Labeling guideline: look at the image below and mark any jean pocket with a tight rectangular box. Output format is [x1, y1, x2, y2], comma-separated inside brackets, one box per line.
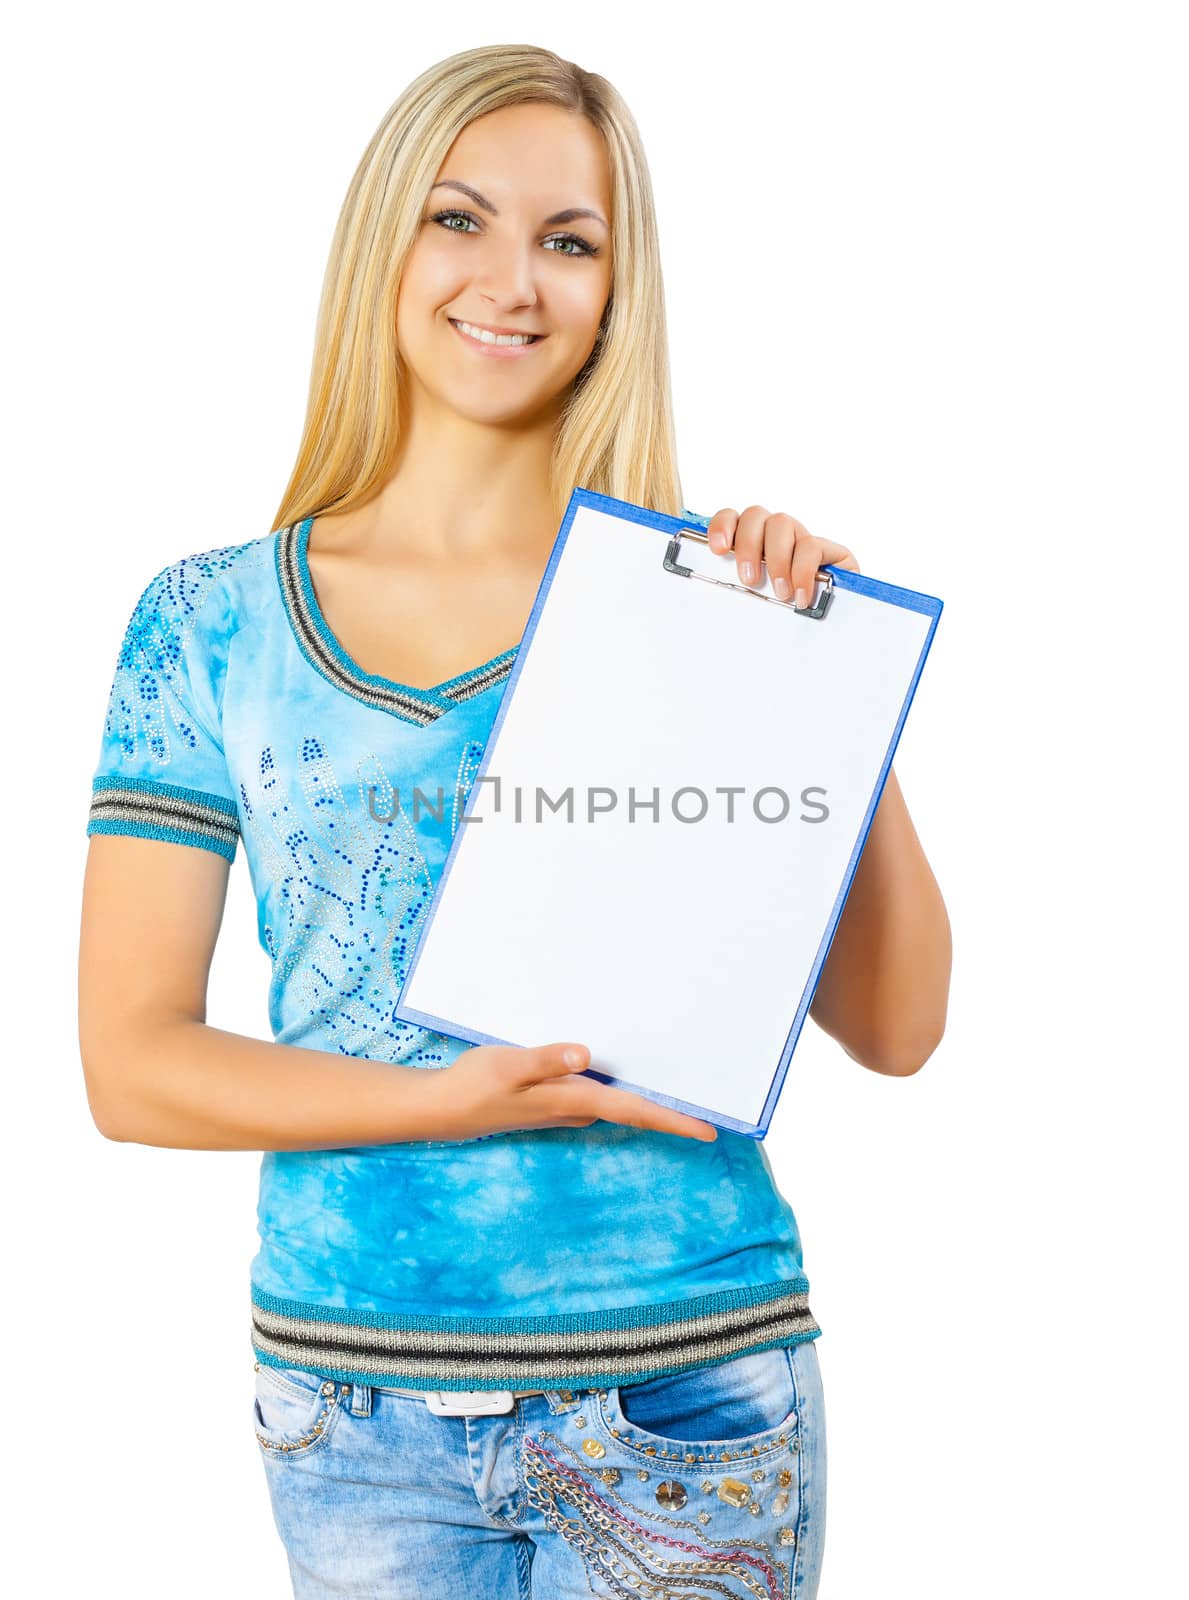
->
[597, 1345, 802, 1465]
[253, 1359, 345, 1459]
[525, 1347, 809, 1600]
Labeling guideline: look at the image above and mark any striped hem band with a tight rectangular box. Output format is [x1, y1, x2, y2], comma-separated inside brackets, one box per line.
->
[88, 776, 240, 862]
[250, 1279, 821, 1391]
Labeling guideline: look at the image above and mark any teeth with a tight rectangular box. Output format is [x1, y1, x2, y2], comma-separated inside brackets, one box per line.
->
[455, 320, 537, 347]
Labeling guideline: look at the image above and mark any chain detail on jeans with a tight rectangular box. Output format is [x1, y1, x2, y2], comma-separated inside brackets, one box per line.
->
[523, 1433, 788, 1600]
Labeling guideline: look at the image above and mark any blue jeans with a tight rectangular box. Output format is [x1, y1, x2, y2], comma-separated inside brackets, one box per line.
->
[254, 1339, 827, 1597]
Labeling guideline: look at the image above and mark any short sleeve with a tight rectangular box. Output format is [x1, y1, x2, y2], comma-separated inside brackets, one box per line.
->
[86, 555, 240, 863]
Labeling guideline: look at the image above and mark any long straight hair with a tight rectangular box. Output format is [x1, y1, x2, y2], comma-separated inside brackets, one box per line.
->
[272, 43, 687, 535]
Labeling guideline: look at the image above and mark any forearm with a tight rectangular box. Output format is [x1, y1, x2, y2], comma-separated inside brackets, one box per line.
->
[809, 766, 952, 1074]
[91, 1018, 451, 1150]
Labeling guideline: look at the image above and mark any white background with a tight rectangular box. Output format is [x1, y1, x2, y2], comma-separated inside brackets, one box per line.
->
[6, 2, 1184, 1593]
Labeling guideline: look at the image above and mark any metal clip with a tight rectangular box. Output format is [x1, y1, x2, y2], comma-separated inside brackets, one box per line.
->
[664, 527, 835, 619]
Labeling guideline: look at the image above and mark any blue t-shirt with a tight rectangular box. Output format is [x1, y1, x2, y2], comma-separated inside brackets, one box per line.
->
[87, 511, 821, 1390]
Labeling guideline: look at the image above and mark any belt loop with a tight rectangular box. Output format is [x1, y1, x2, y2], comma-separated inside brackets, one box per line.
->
[544, 1387, 589, 1415]
[349, 1381, 372, 1417]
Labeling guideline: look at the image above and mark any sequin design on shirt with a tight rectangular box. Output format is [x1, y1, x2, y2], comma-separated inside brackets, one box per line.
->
[87, 539, 259, 861]
[240, 733, 487, 1066]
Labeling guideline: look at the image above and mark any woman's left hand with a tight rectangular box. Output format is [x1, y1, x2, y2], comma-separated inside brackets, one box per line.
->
[704, 506, 861, 607]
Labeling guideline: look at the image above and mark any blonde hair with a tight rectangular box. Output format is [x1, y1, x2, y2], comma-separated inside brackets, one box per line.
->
[272, 42, 686, 535]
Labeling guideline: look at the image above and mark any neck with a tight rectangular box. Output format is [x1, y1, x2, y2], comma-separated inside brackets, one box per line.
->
[358, 385, 564, 564]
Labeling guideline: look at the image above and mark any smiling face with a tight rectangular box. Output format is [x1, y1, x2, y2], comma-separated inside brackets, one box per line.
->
[396, 103, 614, 427]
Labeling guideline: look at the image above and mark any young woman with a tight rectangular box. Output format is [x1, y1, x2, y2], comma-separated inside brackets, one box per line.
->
[78, 43, 951, 1600]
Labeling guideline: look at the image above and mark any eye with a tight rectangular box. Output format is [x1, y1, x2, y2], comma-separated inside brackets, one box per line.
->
[431, 209, 479, 235]
[429, 210, 599, 258]
[543, 233, 599, 258]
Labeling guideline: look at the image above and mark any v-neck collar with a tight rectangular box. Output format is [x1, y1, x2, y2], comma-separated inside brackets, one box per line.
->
[275, 517, 519, 727]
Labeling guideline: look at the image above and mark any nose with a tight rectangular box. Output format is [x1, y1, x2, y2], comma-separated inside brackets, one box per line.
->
[471, 233, 541, 314]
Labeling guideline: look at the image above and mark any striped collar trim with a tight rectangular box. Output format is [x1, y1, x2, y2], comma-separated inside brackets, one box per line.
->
[275, 518, 518, 726]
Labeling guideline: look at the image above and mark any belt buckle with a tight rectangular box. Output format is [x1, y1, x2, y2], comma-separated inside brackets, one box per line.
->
[424, 1390, 516, 1416]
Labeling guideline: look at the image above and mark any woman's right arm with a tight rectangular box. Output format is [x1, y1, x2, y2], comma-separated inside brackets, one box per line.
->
[78, 836, 716, 1150]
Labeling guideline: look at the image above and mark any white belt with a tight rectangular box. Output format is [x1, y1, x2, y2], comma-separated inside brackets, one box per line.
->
[381, 1387, 549, 1416]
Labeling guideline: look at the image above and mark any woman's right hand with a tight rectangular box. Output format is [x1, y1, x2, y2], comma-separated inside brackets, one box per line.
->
[430, 1042, 718, 1142]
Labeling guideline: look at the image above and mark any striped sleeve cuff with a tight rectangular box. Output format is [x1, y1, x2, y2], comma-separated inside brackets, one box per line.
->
[87, 775, 240, 862]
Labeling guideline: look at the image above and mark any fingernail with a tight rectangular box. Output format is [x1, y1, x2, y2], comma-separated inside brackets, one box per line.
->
[773, 577, 791, 600]
[794, 586, 810, 609]
[564, 1048, 583, 1067]
[739, 561, 755, 584]
[710, 532, 727, 552]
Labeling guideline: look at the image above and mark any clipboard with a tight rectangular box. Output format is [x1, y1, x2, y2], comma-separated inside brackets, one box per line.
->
[393, 488, 944, 1137]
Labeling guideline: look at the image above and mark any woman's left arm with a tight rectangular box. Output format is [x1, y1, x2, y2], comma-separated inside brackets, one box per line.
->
[808, 764, 952, 1075]
[703, 504, 953, 1077]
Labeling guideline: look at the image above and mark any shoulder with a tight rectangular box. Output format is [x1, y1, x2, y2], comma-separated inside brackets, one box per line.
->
[115, 530, 277, 664]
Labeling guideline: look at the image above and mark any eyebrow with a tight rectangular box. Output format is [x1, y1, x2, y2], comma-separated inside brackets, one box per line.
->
[430, 180, 608, 231]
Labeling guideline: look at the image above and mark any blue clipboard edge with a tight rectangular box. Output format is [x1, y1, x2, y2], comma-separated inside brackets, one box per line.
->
[394, 486, 945, 1140]
[752, 569, 944, 1136]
